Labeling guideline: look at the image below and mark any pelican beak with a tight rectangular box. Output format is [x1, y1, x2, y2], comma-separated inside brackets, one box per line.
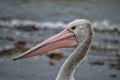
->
[13, 29, 77, 61]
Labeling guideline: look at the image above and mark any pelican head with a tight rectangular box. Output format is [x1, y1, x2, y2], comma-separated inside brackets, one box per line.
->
[13, 19, 92, 61]
[67, 19, 92, 43]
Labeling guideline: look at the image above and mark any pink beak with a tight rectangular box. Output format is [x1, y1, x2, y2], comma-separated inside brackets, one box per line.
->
[13, 29, 77, 61]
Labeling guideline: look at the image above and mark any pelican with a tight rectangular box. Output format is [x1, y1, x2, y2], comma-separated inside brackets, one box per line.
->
[13, 19, 94, 80]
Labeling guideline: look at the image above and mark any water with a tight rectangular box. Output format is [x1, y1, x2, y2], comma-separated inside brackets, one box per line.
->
[0, 0, 120, 80]
[0, 0, 120, 23]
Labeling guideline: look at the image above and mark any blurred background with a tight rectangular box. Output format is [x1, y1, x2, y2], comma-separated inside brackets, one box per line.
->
[0, 0, 120, 80]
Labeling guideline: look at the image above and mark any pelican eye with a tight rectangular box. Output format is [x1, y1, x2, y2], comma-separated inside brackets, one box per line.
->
[69, 26, 76, 31]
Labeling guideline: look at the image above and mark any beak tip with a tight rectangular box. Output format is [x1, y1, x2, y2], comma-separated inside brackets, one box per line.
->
[12, 57, 20, 61]
[12, 58, 17, 61]
[12, 53, 26, 61]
